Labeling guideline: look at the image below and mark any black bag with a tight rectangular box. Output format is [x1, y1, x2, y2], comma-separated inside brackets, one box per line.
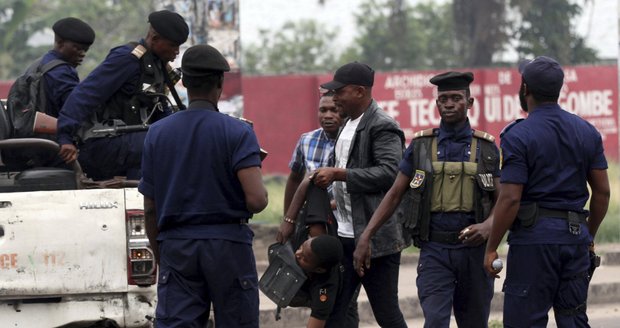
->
[258, 242, 307, 308]
[6, 57, 66, 137]
[290, 182, 338, 251]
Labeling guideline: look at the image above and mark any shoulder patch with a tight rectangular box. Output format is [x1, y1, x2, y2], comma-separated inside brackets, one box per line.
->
[472, 129, 495, 143]
[412, 128, 437, 139]
[131, 44, 147, 59]
[500, 118, 524, 138]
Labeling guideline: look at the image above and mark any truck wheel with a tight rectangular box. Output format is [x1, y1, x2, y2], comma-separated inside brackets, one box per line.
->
[88, 319, 121, 328]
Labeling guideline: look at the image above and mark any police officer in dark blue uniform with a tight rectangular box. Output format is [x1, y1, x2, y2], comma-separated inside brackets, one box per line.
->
[4, 17, 94, 168]
[139, 44, 268, 328]
[485, 56, 610, 327]
[43, 17, 95, 119]
[57, 10, 189, 180]
[354, 72, 501, 328]
[290, 234, 345, 327]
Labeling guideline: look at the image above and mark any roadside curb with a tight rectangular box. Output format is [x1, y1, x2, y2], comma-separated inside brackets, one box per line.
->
[259, 281, 620, 327]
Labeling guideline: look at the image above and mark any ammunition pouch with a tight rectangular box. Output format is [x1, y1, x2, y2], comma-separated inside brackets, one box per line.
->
[430, 161, 477, 212]
[258, 242, 307, 308]
[402, 169, 429, 248]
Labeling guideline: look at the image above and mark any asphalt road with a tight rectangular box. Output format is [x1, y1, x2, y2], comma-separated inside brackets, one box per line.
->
[358, 302, 620, 328]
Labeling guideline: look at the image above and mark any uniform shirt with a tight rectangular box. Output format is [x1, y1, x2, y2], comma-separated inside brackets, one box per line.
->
[500, 103, 607, 245]
[333, 114, 363, 238]
[41, 50, 78, 118]
[57, 42, 143, 146]
[399, 120, 500, 247]
[138, 100, 262, 244]
[289, 128, 335, 174]
[290, 264, 341, 321]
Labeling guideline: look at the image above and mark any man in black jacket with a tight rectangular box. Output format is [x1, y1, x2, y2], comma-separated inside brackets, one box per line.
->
[314, 62, 408, 328]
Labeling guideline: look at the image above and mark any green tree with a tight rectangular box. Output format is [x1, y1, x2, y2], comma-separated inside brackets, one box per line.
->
[342, 0, 459, 70]
[340, 0, 422, 70]
[242, 19, 339, 75]
[0, 0, 156, 80]
[510, 0, 598, 64]
[453, 0, 511, 67]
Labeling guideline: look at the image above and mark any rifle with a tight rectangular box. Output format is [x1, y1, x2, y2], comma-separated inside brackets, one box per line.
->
[91, 123, 150, 135]
[90, 119, 268, 161]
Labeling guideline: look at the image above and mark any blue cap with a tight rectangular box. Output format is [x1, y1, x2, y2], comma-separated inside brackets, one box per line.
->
[518, 56, 564, 97]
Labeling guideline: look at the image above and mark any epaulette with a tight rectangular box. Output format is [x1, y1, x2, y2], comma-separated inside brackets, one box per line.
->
[130, 44, 147, 59]
[472, 129, 495, 143]
[500, 118, 524, 138]
[412, 128, 438, 139]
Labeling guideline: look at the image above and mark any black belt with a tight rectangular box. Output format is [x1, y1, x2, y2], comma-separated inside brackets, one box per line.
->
[206, 218, 249, 225]
[429, 231, 461, 244]
[539, 208, 587, 223]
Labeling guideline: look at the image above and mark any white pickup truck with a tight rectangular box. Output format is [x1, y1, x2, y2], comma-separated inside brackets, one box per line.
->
[0, 104, 157, 327]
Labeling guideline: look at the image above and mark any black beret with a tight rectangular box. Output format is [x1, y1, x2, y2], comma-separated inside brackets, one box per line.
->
[52, 17, 95, 45]
[181, 44, 231, 76]
[148, 10, 189, 45]
[430, 71, 474, 92]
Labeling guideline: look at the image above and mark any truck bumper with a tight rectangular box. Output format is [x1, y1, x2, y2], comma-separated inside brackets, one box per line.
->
[0, 286, 156, 328]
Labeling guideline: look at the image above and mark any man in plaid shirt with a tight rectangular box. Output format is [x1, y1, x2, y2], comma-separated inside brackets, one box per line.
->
[283, 91, 344, 214]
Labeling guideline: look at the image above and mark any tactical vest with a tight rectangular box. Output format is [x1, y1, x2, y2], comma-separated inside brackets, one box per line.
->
[79, 43, 168, 141]
[403, 128, 498, 246]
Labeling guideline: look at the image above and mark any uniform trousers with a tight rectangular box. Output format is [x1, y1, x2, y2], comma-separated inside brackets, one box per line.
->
[156, 238, 259, 328]
[78, 131, 145, 181]
[417, 242, 494, 328]
[503, 243, 590, 328]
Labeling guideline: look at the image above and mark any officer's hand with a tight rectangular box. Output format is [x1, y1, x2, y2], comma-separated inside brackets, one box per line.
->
[458, 222, 489, 246]
[353, 235, 371, 277]
[313, 168, 335, 189]
[59, 144, 78, 163]
[276, 219, 295, 244]
[484, 250, 501, 278]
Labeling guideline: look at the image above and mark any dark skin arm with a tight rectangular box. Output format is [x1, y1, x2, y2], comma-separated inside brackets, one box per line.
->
[237, 166, 268, 213]
[284, 170, 305, 215]
[143, 196, 160, 265]
[484, 183, 523, 277]
[59, 144, 78, 163]
[353, 172, 410, 276]
[307, 316, 326, 328]
[276, 174, 327, 243]
[586, 169, 610, 239]
[312, 167, 347, 189]
[277, 175, 311, 243]
[458, 177, 501, 246]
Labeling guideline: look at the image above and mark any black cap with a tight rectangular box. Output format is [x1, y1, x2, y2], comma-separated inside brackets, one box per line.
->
[518, 56, 564, 97]
[148, 10, 189, 45]
[52, 17, 95, 45]
[429, 71, 474, 92]
[311, 235, 343, 270]
[181, 44, 230, 76]
[320, 61, 375, 90]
